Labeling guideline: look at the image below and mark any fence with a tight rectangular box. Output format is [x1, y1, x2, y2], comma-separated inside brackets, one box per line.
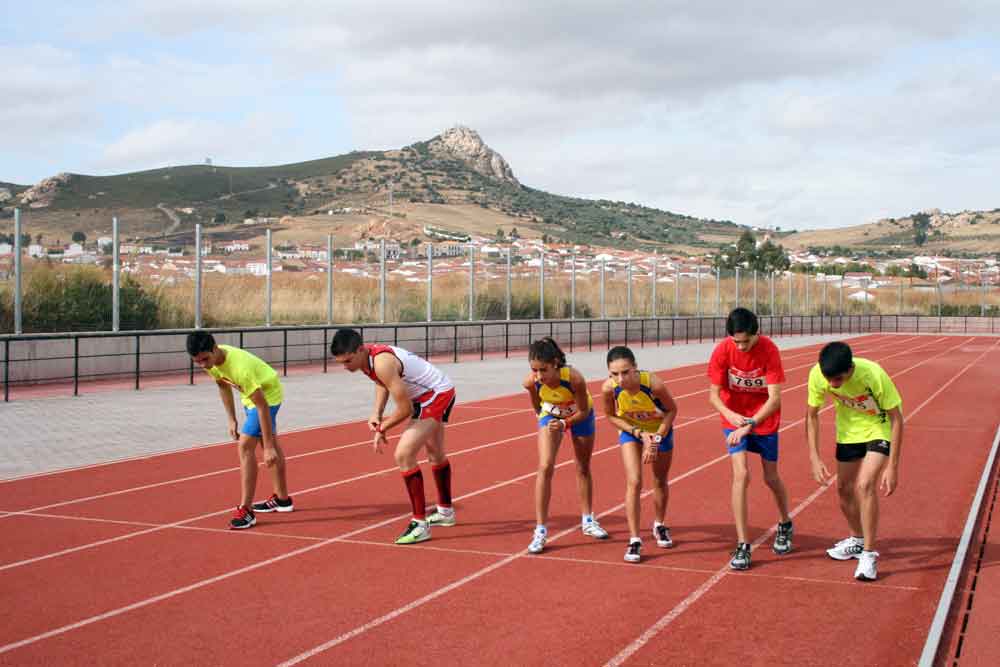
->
[2, 314, 997, 401]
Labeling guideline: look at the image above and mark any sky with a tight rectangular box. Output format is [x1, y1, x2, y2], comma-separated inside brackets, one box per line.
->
[3, 1, 999, 230]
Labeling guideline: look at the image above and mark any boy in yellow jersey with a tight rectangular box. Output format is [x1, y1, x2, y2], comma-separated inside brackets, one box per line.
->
[602, 346, 678, 563]
[806, 341, 904, 581]
[522, 337, 607, 554]
[187, 332, 293, 530]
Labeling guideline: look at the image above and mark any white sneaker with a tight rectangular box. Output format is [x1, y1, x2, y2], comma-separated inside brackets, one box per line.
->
[854, 550, 879, 581]
[528, 527, 547, 554]
[427, 507, 456, 527]
[582, 518, 609, 540]
[653, 524, 673, 548]
[624, 540, 642, 563]
[827, 536, 864, 560]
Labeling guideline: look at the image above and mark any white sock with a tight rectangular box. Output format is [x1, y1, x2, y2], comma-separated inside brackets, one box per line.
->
[630, 537, 641, 544]
[653, 521, 664, 529]
[582, 514, 594, 525]
[437, 505, 454, 515]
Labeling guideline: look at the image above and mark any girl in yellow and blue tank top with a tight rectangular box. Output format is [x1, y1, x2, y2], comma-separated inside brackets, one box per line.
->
[522, 337, 605, 555]
[602, 346, 678, 563]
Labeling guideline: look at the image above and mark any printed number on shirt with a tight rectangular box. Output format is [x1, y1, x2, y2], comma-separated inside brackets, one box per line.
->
[542, 401, 578, 418]
[727, 369, 767, 393]
[834, 393, 879, 415]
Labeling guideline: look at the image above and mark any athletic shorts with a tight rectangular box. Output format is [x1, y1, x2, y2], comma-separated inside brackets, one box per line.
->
[241, 404, 281, 438]
[619, 428, 674, 453]
[723, 429, 779, 462]
[836, 439, 890, 462]
[413, 388, 456, 422]
[539, 409, 596, 438]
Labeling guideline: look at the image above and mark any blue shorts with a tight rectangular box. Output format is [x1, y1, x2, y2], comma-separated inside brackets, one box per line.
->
[619, 428, 674, 453]
[539, 409, 596, 438]
[241, 404, 281, 438]
[724, 429, 778, 462]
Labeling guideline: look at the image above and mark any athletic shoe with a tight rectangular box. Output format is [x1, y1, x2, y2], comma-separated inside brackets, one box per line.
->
[729, 542, 751, 570]
[855, 550, 879, 581]
[653, 524, 674, 548]
[230, 506, 256, 530]
[427, 507, 456, 527]
[773, 520, 793, 555]
[251, 494, 294, 513]
[395, 520, 431, 545]
[582, 518, 609, 540]
[624, 540, 642, 563]
[827, 536, 864, 560]
[528, 527, 547, 554]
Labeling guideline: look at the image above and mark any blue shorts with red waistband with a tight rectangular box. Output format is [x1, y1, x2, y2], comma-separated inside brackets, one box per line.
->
[619, 428, 674, 452]
[539, 409, 596, 437]
[723, 428, 779, 462]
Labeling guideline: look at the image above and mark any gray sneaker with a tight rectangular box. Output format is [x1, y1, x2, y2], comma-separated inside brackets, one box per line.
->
[773, 520, 793, 555]
[729, 542, 751, 570]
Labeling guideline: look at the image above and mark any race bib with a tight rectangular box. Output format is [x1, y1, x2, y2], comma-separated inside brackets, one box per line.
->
[727, 368, 768, 393]
[541, 401, 578, 418]
[834, 393, 879, 415]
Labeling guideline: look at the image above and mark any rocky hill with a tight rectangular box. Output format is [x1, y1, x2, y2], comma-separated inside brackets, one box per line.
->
[0, 127, 739, 250]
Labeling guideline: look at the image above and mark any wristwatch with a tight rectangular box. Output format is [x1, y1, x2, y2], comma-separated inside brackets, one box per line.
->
[651, 434, 663, 444]
[742, 417, 756, 429]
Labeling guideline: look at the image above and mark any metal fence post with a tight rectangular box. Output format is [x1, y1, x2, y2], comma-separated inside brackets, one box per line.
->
[752, 270, 758, 312]
[804, 272, 810, 316]
[674, 267, 680, 316]
[626, 260, 633, 318]
[468, 244, 475, 321]
[770, 271, 775, 316]
[195, 223, 203, 329]
[266, 229, 273, 326]
[600, 259, 606, 318]
[714, 268, 720, 315]
[427, 244, 434, 322]
[651, 259, 658, 318]
[112, 216, 120, 332]
[696, 268, 702, 317]
[735, 267, 741, 308]
[571, 247, 577, 319]
[13, 208, 22, 334]
[539, 248, 545, 320]
[899, 278, 904, 315]
[379, 239, 386, 324]
[787, 272, 793, 316]
[505, 247, 511, 321]
[840, 275, 845, 315]
[326, 234, 334, 325]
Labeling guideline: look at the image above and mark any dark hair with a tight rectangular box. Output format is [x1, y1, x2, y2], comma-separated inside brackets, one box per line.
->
[186, 331, 216, 356]
[330, 328, 363, 356]
[606, 346, 636, 367]
[726, 307, 759, 336]
[819, 341, 853, 377]
[529, 337, 566, 367]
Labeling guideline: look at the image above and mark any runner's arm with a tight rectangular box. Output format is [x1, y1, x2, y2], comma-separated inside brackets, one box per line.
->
[372, 354, 413, 434]
[650, 374, 678, 436]
[748, 383, 782, 426]
[249, 388, 277, 453]
[216, 380, 239, 436]
[567, 368, 591, 428]
[522, 374, 542, 414]
[602, 380, 633, 434]
[708, 384, 744, 427]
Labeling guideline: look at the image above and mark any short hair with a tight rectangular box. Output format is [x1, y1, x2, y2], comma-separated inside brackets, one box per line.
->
[186, 331, 216, 356]
[606, 346, 636, 367]
[819, 341, 853, 377]
[726, 307, 759, 336]
[330, 328, 363, 356]
[528, 337, 566, 367]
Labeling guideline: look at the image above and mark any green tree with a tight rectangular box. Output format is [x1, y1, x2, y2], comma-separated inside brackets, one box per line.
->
[213, 212, 227, 224]
[495, 228, 506, 242]
[72, 231, 87, 244]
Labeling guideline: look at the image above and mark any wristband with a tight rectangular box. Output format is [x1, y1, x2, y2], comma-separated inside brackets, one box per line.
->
[558, 418, 568, 430]
[651, 434, 662, 444]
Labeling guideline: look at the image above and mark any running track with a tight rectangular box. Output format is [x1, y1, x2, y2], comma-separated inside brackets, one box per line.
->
[1, 334, 998, 666]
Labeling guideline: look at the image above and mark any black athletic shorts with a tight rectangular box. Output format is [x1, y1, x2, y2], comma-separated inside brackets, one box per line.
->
[836, 440, 890, 462]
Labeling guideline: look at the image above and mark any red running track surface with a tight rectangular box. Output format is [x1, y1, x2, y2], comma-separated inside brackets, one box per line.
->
[1, 334, 998, 666]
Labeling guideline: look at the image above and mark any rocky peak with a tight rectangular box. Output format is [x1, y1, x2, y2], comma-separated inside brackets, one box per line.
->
[430, 126, 518, 184]
[18, 172, 72, 209]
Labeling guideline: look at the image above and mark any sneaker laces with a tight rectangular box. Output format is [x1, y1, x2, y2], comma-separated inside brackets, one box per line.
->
[233, 506, 251, 519]
[627, 542, 641, 556]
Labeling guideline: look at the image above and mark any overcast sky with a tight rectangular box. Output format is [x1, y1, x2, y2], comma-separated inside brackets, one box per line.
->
[3, 1, 999, 229]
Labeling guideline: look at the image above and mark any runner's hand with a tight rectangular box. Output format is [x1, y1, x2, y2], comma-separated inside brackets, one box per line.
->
[372, 431, 387, 453]
[880, 465, 898, 496]
[263, 448, 278, 467]
[810, 456, 831, 485]
[547, 419, 566, 434]
[726, 425, 750, 446]
[642, 443, 658, 465]
[228, 420, 239, 441]
[368, 414, 382, 432]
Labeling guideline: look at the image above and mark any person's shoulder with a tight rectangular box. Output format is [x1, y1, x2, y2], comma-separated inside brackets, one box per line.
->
[807, 362, 825, 384]
[856, 357, 891, 379]
[757, 335, 779, 351]
[709, 337, 731, 359]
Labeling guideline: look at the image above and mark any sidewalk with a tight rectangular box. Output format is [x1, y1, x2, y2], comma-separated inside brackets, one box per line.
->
[0, 334, 849, 480]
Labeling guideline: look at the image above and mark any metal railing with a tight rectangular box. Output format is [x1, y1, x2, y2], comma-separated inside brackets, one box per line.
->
[3, 314, 996, 401]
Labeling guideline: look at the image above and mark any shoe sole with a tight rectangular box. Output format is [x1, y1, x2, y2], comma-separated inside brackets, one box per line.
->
[395, 534, 431, 545]
[729, 563, 750, 571]
[624, 556, 641, 563]
[773, 545, 792, 555]
[428, 518, 456, 527]
[827, 550, 862, 561]
[253, 506, 294, 513]
[656, 541, 674, 548]
[855, 573, 877, 581]
[583, 531, 609, 540]
[230, 519, 256, 530]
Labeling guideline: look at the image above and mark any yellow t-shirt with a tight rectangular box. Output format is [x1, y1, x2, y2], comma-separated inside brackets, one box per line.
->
[537, 366, 593, 418]
[807, 357, 901, 443]
[206, 345, 284, 409]
[613, 371, 665, 433]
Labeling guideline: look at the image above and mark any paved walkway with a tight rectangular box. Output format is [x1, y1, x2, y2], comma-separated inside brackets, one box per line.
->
[0, 334, 851, 479]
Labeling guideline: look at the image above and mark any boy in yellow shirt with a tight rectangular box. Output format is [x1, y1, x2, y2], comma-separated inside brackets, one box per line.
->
[806, 341, 903, 581]
[187, 332, 293, 529]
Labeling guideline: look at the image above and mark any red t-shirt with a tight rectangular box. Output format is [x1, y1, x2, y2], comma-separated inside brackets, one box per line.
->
[707, 335, 785, 434]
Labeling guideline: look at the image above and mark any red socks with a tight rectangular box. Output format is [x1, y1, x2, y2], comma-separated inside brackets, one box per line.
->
[432, 459, 452, 508]
[401, 467, 426, 520]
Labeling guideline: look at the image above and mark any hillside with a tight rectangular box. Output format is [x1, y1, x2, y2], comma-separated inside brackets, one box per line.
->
[783, 208, 1000, 256]
[0, 127, 740, 250]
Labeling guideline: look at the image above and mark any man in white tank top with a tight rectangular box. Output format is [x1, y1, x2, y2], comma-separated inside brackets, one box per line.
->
[330, 329, 457, 545]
